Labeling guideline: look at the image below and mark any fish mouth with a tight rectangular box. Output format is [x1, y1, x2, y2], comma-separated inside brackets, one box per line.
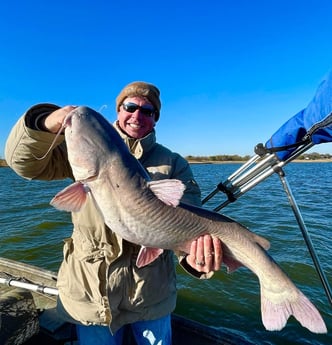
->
[62, 115, 73, 132]
[63, 107, 87, 129]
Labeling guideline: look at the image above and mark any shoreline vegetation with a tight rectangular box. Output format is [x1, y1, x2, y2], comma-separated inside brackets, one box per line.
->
[185, 152, 332, 164]
[1, 152, 332, 168]
[0, 159, 8, 167]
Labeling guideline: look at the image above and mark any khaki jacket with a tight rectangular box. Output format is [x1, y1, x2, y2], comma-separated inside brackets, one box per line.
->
[5, 104, 202, 332]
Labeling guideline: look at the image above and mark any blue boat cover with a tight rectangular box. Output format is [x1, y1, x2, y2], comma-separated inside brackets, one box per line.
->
[265, 71, 332, 160]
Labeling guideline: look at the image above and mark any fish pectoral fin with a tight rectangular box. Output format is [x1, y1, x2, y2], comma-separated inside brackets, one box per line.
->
[147, 179, 185, 207]
[50, 181, 89, 212]
[136, 246, 164, 268]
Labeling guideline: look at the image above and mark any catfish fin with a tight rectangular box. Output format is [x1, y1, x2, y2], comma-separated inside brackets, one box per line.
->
[136, 246, 164, 268]
[223, 256, 244, 273]
[147, 179, 185, 207]
[253, 233, 270, 251]
[221, 244, 245, 273]
[261, 289, 327, 333]
[50, 181, 89, 212]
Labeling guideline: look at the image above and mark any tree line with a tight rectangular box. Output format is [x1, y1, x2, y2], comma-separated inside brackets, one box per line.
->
[185, 152, 332, 162]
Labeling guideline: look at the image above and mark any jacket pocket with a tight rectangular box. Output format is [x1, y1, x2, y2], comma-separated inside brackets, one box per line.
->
[57, 235, 106, 303]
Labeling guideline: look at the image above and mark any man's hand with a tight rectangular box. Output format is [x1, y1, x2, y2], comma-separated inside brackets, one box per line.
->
[44, 106, 77, 133]
[186, 235, 222, 273]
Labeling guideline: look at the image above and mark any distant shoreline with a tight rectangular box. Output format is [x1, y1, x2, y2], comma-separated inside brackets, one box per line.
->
[1, 158, 332, 168]
[187, 159, 332, 164]
[0, 160, 8, 167]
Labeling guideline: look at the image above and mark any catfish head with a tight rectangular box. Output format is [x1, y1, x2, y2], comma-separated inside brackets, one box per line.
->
[64, 106, 118, 182]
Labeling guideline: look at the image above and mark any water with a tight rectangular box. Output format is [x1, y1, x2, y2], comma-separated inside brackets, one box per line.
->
[0, 163, 331, 344]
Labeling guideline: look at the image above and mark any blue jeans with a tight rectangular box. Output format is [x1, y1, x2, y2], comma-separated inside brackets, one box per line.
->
[76, 314, 172, 345]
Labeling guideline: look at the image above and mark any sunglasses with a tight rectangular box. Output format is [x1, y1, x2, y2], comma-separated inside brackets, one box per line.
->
[122, 102, 156, 117]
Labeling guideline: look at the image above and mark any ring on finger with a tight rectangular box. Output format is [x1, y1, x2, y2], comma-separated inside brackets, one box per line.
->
[195, 261, 205, 266]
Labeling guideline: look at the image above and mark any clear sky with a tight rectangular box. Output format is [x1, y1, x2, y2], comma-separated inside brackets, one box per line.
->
[1, 0, 332, 158]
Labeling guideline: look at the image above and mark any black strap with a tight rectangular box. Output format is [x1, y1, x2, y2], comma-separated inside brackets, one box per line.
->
[255, 138, 311, 156]
[217, 182, 236, 203]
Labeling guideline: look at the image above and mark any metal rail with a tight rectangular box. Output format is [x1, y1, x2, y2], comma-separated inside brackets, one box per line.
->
[276, 168, 332, 306]
[0, 276, 59, 296]
[202, 141, 332, 306]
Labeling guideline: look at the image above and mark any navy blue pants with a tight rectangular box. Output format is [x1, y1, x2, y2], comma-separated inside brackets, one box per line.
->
[76, 314, 172, 345]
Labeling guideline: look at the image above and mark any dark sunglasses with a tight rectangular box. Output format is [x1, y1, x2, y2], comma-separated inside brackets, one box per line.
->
[122, 102, 156, 117]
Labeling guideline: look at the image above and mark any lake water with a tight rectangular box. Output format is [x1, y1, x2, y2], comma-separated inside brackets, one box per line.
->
[0, 162, 331, 344]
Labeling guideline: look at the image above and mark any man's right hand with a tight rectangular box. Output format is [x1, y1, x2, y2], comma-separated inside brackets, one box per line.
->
[44, 106, 77, 133]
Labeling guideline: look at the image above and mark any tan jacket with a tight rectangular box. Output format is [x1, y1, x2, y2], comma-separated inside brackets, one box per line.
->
[5, 104, 202, 332]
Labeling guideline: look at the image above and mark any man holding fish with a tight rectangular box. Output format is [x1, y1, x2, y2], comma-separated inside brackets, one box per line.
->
[5, 82, 223, 345]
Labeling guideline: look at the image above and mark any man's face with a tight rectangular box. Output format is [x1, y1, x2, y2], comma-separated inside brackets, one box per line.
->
[117, 96, 156, 139]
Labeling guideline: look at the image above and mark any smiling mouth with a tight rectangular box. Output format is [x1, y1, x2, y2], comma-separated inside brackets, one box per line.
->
[128, 123, 143, 129]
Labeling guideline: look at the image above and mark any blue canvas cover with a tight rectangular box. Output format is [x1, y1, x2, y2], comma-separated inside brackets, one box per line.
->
[265, 71, 332, 160]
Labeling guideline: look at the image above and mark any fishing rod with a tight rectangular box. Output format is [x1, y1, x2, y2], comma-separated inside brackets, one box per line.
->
[0, 276, 58, 296]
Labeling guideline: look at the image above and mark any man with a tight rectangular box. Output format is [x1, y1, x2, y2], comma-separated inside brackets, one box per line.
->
[5, 81, 222, 345]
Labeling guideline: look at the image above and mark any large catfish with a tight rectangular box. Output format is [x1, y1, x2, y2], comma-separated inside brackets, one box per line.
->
[51, 106, 327, 334]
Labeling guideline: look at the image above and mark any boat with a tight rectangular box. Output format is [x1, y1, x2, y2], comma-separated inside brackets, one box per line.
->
[0, 256, 253, 345]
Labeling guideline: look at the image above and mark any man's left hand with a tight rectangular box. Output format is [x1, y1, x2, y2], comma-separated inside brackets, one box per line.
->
[186, 235, 223, 273]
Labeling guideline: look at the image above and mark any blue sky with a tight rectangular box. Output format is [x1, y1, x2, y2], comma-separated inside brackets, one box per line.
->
[1, 0, 332, 158]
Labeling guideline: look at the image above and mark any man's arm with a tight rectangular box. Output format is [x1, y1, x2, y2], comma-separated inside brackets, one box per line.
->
[5, 104, 74, 180]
